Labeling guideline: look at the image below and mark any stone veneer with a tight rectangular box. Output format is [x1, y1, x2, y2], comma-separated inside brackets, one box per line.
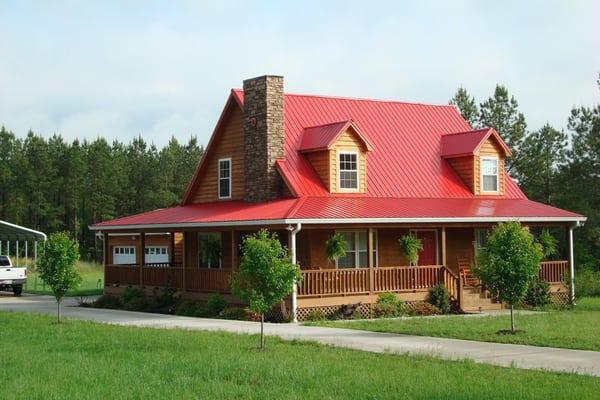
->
[243, 75, 285, 202]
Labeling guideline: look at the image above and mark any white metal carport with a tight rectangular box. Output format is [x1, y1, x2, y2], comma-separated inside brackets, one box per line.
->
[0, 220, 47, 267]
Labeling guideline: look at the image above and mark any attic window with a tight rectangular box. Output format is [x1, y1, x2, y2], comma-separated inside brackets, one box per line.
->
[481, 157, 499, 192]
[218, 158, 231, 199]
[339, 152, 358, 190]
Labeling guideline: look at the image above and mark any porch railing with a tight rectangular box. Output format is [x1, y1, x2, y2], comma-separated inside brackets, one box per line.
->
[105, 264, 140, 286]
[186, 268, 232, 293]
[539, 260, 568, 283]
[298, 265, 450, 298]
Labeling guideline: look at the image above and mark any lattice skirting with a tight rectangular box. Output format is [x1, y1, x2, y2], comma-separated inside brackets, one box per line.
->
[550, 291, 570, 307]
[297, 301, 430, 322]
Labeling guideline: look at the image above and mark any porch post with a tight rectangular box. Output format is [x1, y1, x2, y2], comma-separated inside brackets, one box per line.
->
[140, 232, 145, 287]
[568, 225, 575, 304]
[368, 228, 375, 294]
[289, 223, 302, 323]
[16, 240, 19, 266]
[103, 233, 108, 290]
[441, 227, 447, 267]
[170, 232, 175, 264]
[231, 230, 237, 270]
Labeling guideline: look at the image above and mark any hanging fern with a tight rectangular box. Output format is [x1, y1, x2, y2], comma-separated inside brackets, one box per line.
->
[399, 234, 423, 266]
[325, 233, 347, 264]
[199, 234, 221, 268]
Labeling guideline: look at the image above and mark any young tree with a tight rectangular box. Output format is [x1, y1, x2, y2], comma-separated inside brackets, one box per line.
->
[473, 221, 543, 333]
[230, 230, 301, 350]
[478, 85, 527, 175]
[37, 232, 81, 323]
[450, 87, 479, 127]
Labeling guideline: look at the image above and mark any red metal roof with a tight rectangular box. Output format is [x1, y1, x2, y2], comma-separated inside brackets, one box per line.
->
[93, 197, 583, 228]
[441, 128, 512, 158]
[94, 87, 583, 229]
[299, 120, 373, 152]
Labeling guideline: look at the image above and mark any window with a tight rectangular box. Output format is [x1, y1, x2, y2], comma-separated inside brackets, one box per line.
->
[338, 152, 358, 190]
[474, 229, 490, 255]
[218, 158, 231, 199]
[336, 230, 377, 269]
[113, 246, 136, 265]
[144, 246, 169, 264]
[198, 232, 222, 268]
[481, 157, 499, 192]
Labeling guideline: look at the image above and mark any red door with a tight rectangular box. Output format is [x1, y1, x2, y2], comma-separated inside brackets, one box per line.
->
[414, 231, 437, 266]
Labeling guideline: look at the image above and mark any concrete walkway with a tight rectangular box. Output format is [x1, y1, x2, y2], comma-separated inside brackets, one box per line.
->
[2, 294, 600, 377]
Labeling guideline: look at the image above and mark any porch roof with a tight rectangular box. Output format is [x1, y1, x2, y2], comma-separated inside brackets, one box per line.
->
[90, 197, 585, 231]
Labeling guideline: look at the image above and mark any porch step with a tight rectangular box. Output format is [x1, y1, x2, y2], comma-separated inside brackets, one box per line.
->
[461, 286, 502, 312]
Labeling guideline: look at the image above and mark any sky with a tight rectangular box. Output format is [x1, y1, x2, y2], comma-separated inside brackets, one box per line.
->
[1, 0, 598, 148]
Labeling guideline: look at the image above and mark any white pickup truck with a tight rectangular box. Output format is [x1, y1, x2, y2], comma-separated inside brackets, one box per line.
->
[0, 255, 26, 295]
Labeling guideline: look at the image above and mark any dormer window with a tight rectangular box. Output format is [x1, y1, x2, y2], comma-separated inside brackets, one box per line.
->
[339, 151, 358, 190]
[218, 158, 231, 199]
[481, 157, 499, 192]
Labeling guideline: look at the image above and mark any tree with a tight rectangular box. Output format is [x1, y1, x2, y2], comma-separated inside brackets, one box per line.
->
[36, 232, 81, 323]
[478, 85, 527, 175]
[518, 124, 567, 204]
[473, 221, 543, 333]
[450, 87, 479, 127]
[230, 230, 301, 350]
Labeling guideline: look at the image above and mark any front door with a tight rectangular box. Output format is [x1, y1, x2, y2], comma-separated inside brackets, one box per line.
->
[412, 230, 437, 266]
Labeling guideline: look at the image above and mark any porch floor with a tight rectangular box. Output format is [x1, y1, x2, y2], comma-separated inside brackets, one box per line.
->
[2, 294, 598, 377]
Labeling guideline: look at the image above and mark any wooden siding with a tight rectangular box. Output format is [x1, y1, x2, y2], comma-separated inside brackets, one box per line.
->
[474, 137, 506, 195]
[188, 107, 245, 203]
[305, 150, 330, 190]
[445, 227, 474, 273]
[329, 128, 368, 193]
[447, 156, 474, 191]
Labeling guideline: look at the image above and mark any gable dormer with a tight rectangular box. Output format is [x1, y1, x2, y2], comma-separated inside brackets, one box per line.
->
[441, 128, 511, 196]
[299, 120, 373, 193]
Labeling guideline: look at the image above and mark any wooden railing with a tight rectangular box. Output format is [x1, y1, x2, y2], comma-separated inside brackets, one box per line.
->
[186, 268, 233, 293]
[142, 265, 184, 288]
[441, 267, 461, 302]
[539, 260, 569, 283]
[298, 266, 447, 298]
[106, 264, 140, 285]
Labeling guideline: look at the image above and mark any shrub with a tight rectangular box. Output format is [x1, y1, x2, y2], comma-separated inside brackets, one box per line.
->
[306, 309, 327, 321]
[175, 300, 204, 317]
[219, 306, 249, 320]
[92, 294, 122, 309]
[407, 302, 440, 316]
[154, 286, 178, 308]
[427, 284, 451, 314]
[123, 296, 155, 312]
[206, 294, 228, 316]
[523, 279, 551, 307]
[122, 287, 145, 303]
[576, 268, 600, 297]
[373, 292, 406, 318]
[351, 308, 364, 320]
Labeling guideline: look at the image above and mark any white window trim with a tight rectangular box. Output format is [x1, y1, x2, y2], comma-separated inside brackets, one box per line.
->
[218, 157, 232, 199]
[337, 150, 360, 192]
[480, 156, 499, 193]
[334, 229, 378, 269]
[409, 229, 440, 266]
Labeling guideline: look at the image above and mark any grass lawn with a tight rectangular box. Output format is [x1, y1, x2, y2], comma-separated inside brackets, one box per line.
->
[24, 259, 103, 296]
[308, 297, 600, 351]
[0, 312, 598, 399]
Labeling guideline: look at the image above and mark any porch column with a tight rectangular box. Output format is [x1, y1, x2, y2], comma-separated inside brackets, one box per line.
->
[231, 230, 237, 270]
[102, 233, 108, 290]
[288, 223, 302, 323]
[170, 232, 175, 264]
[441, 227, 447, 267]
[368, 228, 375, 294]
[568, 225, 575, 304]
[140, 232, 145, 287]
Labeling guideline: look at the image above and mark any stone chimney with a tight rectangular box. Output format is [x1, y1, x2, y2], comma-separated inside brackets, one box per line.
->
[243, 75, 285, 202]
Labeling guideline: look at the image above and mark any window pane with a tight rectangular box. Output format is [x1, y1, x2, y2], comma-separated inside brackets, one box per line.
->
[358, 251, 368, 268]
[358, 231, 367, 251]
[483, 175, 498, 191]
[219, 178, 230, 197]
[482, 159, 498, 175]
[339, 153, 358, 189]
[338, 251, 356, 268]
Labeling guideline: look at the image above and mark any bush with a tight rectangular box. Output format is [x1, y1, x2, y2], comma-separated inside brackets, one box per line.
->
[123, 296, 155, 312]
[175, 300, 205, 317]
[576, 268, 600, 297]
[306, 309, 327, 321]
[206, 294, 228, 316]
[122, 287, 145, 303]
[154, 286, 178, 308]
[219, 306, 249, 320]
[407, 302, 440, 316]
[373, 292, 407, 318]
[92, 294, 122, 309]
[524, 279, 551, 307]
[427, 284, 451, 314]
[351, 308, 364, 320]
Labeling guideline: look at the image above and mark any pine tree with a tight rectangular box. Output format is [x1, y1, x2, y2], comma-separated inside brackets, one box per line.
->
[450, 87, 479, 127]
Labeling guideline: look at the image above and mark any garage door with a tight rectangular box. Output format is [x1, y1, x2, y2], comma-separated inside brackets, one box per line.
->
[113, 246, 136, 265]
[145, 246, 169, 264]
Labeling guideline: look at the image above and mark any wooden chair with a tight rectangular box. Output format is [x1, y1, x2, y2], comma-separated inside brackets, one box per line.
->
[458, 257, 479, 287]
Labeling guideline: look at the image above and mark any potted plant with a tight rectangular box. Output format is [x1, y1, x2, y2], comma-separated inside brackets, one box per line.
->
[325, 233, 347, 266]
[399, 234, 423, 266]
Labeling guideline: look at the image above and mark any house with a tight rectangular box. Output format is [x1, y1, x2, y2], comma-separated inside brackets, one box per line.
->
[90, 75, 585, 321]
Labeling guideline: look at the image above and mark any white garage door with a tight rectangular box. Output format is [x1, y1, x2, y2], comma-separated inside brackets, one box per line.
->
[145, 246, 169, 264]
[113, 246, 136, 265]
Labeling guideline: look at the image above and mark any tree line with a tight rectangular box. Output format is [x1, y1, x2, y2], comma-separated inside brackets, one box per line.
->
[0, 131, 203, 258]
[0, 77, 598, 270]
[450, 76, 599, 270]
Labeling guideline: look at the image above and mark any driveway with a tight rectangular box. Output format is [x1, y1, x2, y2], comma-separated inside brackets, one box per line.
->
[2, 294, 600, 377]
